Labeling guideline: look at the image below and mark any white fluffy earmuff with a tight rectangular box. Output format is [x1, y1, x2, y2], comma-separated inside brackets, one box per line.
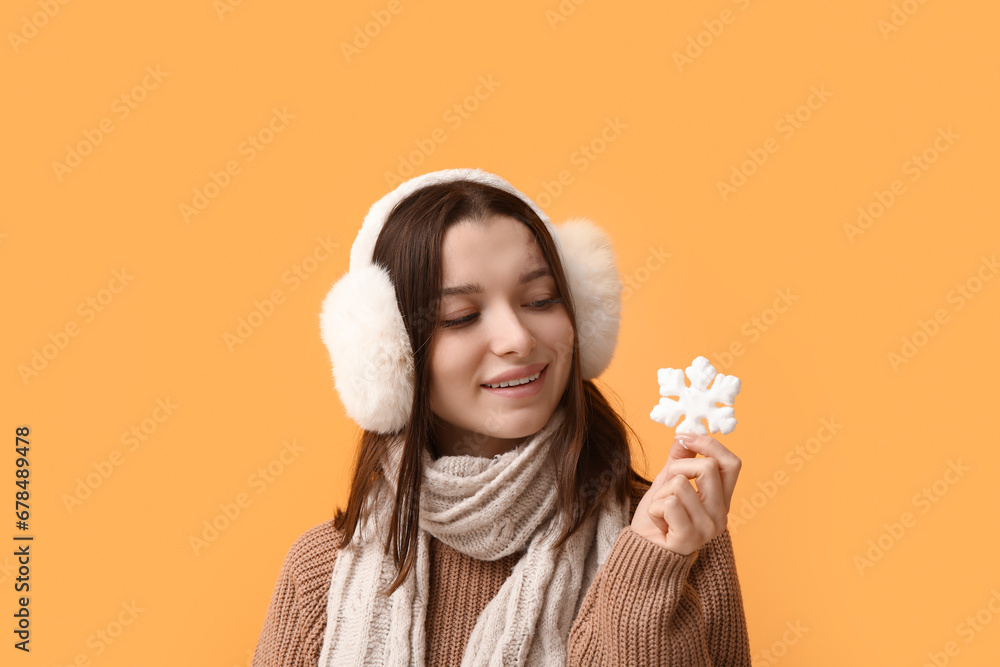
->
[319, 168, 622, 434]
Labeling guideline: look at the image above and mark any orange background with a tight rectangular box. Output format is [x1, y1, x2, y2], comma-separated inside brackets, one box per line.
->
[3, 1, 999, 665]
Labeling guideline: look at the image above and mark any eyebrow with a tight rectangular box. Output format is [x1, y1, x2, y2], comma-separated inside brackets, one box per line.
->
[440, 266, 552, 297]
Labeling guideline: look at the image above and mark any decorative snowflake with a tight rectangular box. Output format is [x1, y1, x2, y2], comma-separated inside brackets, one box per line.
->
[649, 356, 741, 435]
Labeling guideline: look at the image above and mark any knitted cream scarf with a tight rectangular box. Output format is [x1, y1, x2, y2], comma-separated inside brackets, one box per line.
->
[317, 405, 630, 666]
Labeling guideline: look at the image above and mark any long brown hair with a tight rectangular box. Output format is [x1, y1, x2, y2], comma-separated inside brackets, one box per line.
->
[332, 178, 651, 596]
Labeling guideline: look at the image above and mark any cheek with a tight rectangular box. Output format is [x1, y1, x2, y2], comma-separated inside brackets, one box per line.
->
[553, 312, 576, 359]
[429, 339, 473, 390]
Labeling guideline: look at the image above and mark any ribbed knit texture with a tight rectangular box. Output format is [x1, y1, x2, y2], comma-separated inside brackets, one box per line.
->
[317, 406, 633, 666]
[252, 483, 751, 666]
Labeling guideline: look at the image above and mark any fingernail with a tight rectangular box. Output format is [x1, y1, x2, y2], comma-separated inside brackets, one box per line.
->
[673, 437, 689, 450]
[676, 432, 696, 442]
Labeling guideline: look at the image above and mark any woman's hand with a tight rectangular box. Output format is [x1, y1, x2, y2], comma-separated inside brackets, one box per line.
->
[630, 432, 742, 556]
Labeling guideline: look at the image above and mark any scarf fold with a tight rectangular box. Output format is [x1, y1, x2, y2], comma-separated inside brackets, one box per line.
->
[318, 406, 630, 666]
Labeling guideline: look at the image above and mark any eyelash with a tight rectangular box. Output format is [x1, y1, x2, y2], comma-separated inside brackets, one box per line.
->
[440, 297, 564, 329]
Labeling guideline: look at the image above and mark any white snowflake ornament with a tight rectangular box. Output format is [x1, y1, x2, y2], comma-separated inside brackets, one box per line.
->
[649, 356, 741, 435]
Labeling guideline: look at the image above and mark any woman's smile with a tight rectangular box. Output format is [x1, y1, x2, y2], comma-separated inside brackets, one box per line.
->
[481, 365, 548, 397]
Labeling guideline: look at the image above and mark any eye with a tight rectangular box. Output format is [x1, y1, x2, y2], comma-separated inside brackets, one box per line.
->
[441, 313, 479, 327]
[528, 297, 563, 309]
[439, 297, 564, 329]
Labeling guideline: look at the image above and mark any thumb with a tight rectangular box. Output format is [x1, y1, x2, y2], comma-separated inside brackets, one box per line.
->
[650, 434, 697, 492]
[667, 432, 699, 466]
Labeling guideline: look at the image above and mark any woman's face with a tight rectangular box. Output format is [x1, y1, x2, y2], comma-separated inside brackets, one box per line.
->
[427, 214, 575, 458]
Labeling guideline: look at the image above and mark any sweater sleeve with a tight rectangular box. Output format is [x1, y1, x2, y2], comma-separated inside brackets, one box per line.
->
[251, 520, 339, 667]
[687, 528, 752, 664]
[566, 488, 751, 666]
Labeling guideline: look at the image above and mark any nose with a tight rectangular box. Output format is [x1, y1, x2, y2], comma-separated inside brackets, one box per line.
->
[488, 305, 536, 358]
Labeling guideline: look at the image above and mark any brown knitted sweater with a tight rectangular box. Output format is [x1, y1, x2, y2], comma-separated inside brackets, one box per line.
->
[252, 482, 751, 665]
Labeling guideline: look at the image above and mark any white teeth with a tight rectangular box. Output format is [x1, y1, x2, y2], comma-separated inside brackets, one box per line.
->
[483, 371, 541, 389]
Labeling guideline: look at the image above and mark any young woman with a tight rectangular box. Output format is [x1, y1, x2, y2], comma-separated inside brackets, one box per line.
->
[252, 168, 751, 666]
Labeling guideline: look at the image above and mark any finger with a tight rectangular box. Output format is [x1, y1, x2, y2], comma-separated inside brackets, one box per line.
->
[646, 492, 671, 534]
[650, 491, 692, 541]
[649, 455, 675, 493]
[651, 434, 702, 492]
[666, 433, 700, 468]
[674, 434, 742, 504]
[666, 474, 717, 542]
[663, 458, 728, 527]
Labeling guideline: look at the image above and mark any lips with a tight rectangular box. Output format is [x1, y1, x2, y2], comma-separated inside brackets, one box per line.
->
[482, 370, 541, 388]
[481, 363, 547, 386]
[480, 365, 548, 397]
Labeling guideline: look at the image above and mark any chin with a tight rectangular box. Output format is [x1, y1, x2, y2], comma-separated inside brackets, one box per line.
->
[487, 407, 554, 439]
